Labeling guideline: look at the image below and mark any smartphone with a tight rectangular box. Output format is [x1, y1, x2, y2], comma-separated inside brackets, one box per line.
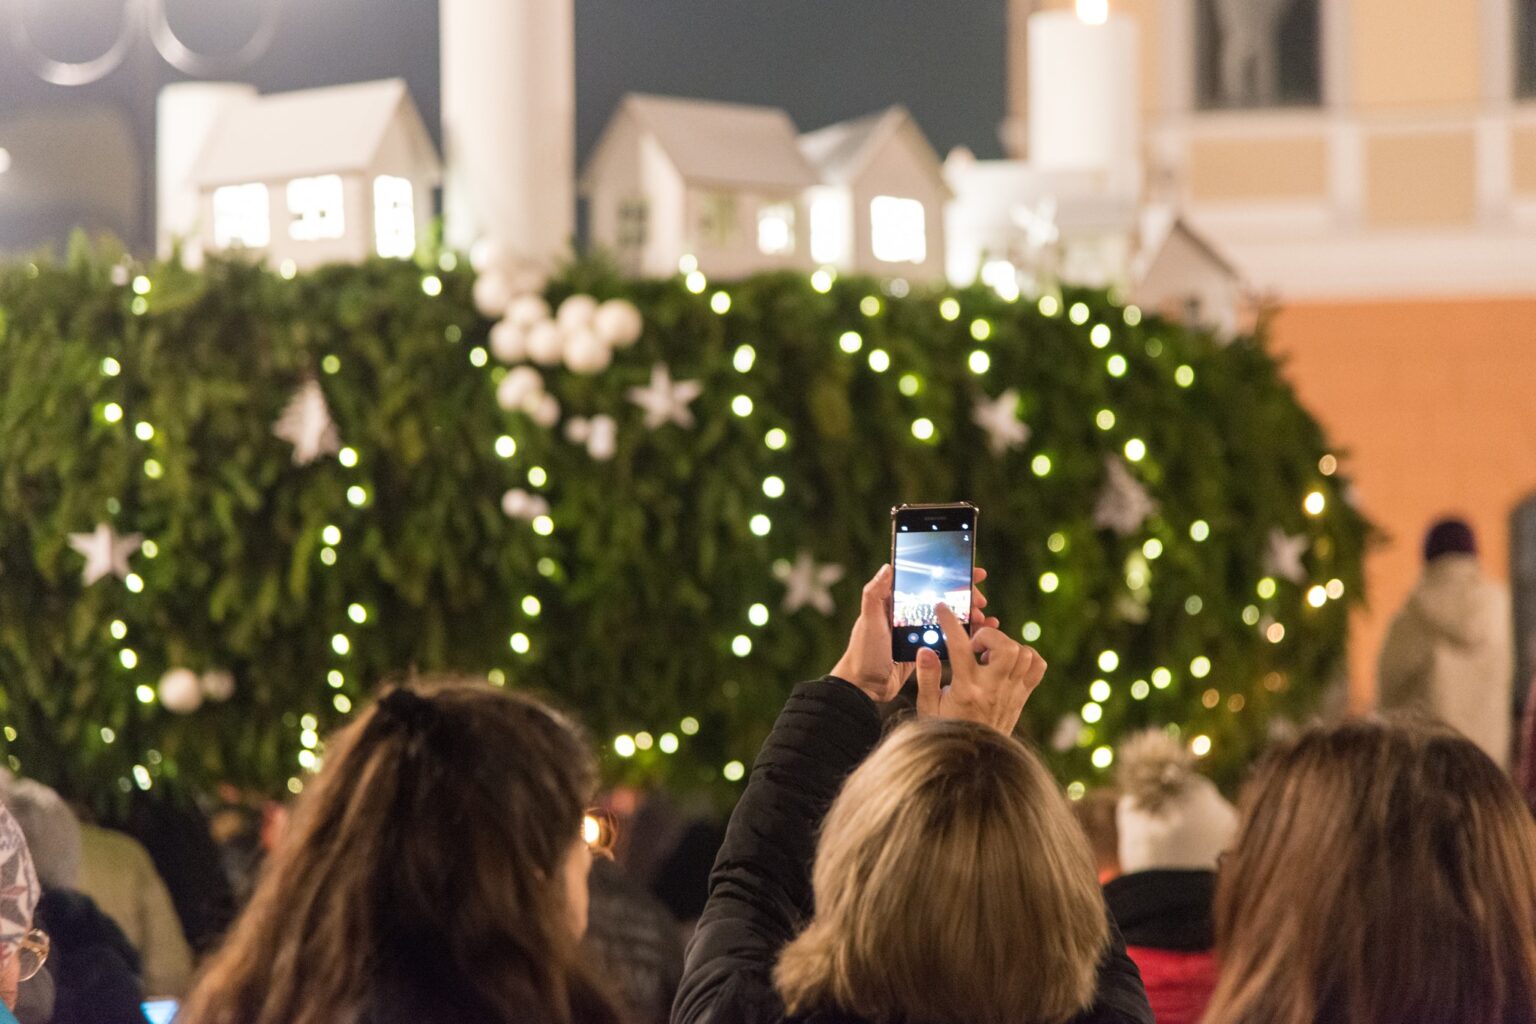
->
[142, 1000, 180, 1024]
[891, 502, 978, 662]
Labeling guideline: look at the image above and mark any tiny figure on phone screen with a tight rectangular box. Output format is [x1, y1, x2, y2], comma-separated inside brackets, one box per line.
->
[890, 503, 978, 662]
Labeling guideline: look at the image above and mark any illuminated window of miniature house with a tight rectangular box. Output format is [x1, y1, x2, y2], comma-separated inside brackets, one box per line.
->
[757, 202, 796, 255]
[373, 175, 416, 259]
[288, 175, 346, 240]
[213, 183, 271, 249]
[870, 195, 926, 264]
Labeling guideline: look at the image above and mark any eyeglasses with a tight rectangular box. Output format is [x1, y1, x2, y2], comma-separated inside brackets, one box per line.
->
[14, 929, 49, 983]
[582, 808, 618, 859]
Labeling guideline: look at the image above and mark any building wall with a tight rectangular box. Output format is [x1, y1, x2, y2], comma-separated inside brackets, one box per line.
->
[1268, 296, 1536, 709]
[849, 126, 951, 282]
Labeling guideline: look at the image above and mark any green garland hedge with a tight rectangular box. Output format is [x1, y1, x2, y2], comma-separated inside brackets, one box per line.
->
[0, 240, 1370, 808]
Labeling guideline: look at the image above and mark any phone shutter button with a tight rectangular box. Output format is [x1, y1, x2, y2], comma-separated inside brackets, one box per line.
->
[923, 629, 940, 646]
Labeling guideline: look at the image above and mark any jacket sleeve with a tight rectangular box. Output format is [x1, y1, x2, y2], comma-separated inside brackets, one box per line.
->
[672, 678, 883, 1024]
[1068, 912, 1155, 1024]
[1377, 607, 1432, 712]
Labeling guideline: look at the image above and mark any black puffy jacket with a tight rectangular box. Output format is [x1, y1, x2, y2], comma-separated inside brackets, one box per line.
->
[672, 679, 1155, 1024]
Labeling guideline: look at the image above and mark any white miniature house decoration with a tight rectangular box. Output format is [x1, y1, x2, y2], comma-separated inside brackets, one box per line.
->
[580, 94, 819, 279]
[158, 78, 441, 269]
[798, 106, 951, 281]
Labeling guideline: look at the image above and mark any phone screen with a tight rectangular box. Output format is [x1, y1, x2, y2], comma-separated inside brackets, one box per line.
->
[891, 503, 977, 662]
[142, 1000, 180, 1024]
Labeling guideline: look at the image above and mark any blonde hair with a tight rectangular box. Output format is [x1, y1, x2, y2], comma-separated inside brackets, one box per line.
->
[775, 719, 1107, 1024]
[1203, 718, 1536, 1024]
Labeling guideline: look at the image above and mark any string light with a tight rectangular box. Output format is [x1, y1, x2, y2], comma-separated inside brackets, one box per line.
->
[1256, 577, 1277, 599]
[710, 291, 731, 314]
[685, 271, 707, 294]
[733, 344, 756, 373]
[510, 632, 531, 654]
[731, 635, 752, 657]
[748, 603, 770, 626]
[765, 428, 788, 450]
[321, 355, 341, 375]
[135, 685, 155, 704]
[1097, 651, 1119, 673]
[1190, 656, 1212, 678]
[469, 347, 488, 367]
[970, 318, 992, 341]
[528, 466, 548, 487]
[1175, 365, 1195, 387]
[328, 670, 344, 688]
[723, 760, 746, 782]
[495, 435, 517, 458]
[1082, 702, 1103, 724]
[347, 603, 367, 624]
[1123, 305, 1142, 326]
[1095, 408, 1116, 430]
[1202, 689, 1220, 708]
[1130, 679, 1150, 700]
[1242, 604, 1261, 625]
[1326, 578, 1346, 599]
[1106, 354, 1128, 377]
[868, 348, 891, 372]
[731, 395, 754, 417]
[680, 716, 700, 735]
[749, 514, 772, 536]
[521, 595, 542, 616]
[100, 727, 115, 744]
[614, 735, 636, 758]
[860, 295, 882, 316]
[1190, 520, 1210, 542]
[346, 486, 368, 507]
[132, 275, 152, 296]
[338, 447, 358, 468]
[131, 297, 149, 316]
[1066, 780, 1086, 800]
[109, 620, 127, 640]
[124, 573, 144, 593]
[1191, 735, 1212, 757]
[421, 275, 443, 297]
[1047, 532, 1067, 553]
[911, 418, 935, 441]
[1031, 454, 1052, 477]
[1090, 678, 1112, 701]
[939, 298, 961, 321]
[968, 350, 990, 374]
[143, 459, 163, 479]
[1090, 324, 1111, 348]
[537, 557, 558, 577]
[1124, 438, 1146, 462]
[334, 694, 352, 713]
[1142, 538, 1164, 559]
[1039, 571, 1060, 593]
[532, 515, 554, 536]
[1152, 667, 1173, 689]
[1038, 295, 1061, 317]
[319, 548, 337, 566]
[1091, 746, 1114, 769]
[811, 269, 834, 293]
[838, 331, 863, 353]
[635, 731, 654, 751]
[141, 540, 157, 558]
[1304, 490, 1326, 516]
[1306, 585, 1327, 608]
[119, 648, 138, 669]
[1185, 595, 1204, 615]
[103, 403, 124, 424]
[134, 422, 155, 441]
[659, 732, 680, 754]
[1022, 621, 1042, 642]
[762, 476, 785, 498]
[101, 357, 121, 377]
[1266, 622, 1286, 643]
[679, 254, 699, 274]
[1319, 454, 1338, 476]
[331, 633, 350, 656]
[898, 373, 921, 396]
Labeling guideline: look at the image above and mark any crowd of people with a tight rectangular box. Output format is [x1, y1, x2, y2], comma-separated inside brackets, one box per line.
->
[0, 525, 1534, 1024]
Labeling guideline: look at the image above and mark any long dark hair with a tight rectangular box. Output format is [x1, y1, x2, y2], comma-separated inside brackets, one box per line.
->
[1203, 718, 1536, 1024]
[180, 680, 622, 1024]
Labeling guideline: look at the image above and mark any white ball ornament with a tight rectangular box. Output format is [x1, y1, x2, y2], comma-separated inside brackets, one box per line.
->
[489, 319, 528, 364]
[530, 393, 562, 429]
[201, 669, 236, 703]
[587, 415, 618, 461]
[525, 320, 566, 366]
[556, 294, 599, 332]
[507, 295, 552, 330]
[470, 238, 506, 274]
[496, 366, 544, 412]
[564, 417, 593, 444]
[562, 329, 612, 375]
[158, 668, 205, 714]
[473, 268, 515, 318]
[593, 299, 644, 348]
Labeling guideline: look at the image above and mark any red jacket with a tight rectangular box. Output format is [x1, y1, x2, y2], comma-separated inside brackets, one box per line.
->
[1124, 946, 1218, 1024]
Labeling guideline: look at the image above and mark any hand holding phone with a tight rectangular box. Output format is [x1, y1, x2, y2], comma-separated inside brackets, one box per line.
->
[914, 603, 1047, 735]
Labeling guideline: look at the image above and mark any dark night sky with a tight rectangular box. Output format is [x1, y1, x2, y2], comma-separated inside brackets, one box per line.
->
[0, 0, 1010, 252]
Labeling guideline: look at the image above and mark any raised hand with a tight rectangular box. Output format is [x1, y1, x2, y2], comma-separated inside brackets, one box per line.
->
[832, 564, 999, 704]
[914, 602, 1046, 734]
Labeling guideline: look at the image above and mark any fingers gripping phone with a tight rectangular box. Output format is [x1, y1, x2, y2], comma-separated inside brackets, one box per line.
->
[891, 503, 978, 662]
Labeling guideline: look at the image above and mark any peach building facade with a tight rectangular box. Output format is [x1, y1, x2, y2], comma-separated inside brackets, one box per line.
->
[1012, 0, 1536, 708]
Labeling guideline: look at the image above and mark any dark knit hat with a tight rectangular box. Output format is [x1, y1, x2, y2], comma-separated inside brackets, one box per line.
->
[1424, 518, 1476, 562]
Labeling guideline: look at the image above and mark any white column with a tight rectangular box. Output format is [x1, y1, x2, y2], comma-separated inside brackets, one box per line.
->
[156, 82, 256, 262]
[1027, 8, 1139, 192]
[441, 0, 575, 268]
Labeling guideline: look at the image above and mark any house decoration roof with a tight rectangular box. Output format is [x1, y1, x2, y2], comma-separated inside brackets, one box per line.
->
[800, 106, 953, 198]
[616, 94, 820, 191]
[191, 78, 439, 188]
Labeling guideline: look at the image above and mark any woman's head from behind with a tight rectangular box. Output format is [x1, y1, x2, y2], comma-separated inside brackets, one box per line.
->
[1206, 718, 1536, 1024]
[182, 680, 613, 1024]
[776, 719, 1107, 1024]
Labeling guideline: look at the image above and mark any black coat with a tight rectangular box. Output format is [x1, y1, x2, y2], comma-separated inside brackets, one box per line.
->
[672, 679, 1155, 1024]
[35, 888, 146, 1024]
[1102, 870, 1217, 952]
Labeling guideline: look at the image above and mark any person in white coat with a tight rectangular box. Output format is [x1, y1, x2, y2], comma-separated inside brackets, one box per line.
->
[1378, 518, 1515, 764]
